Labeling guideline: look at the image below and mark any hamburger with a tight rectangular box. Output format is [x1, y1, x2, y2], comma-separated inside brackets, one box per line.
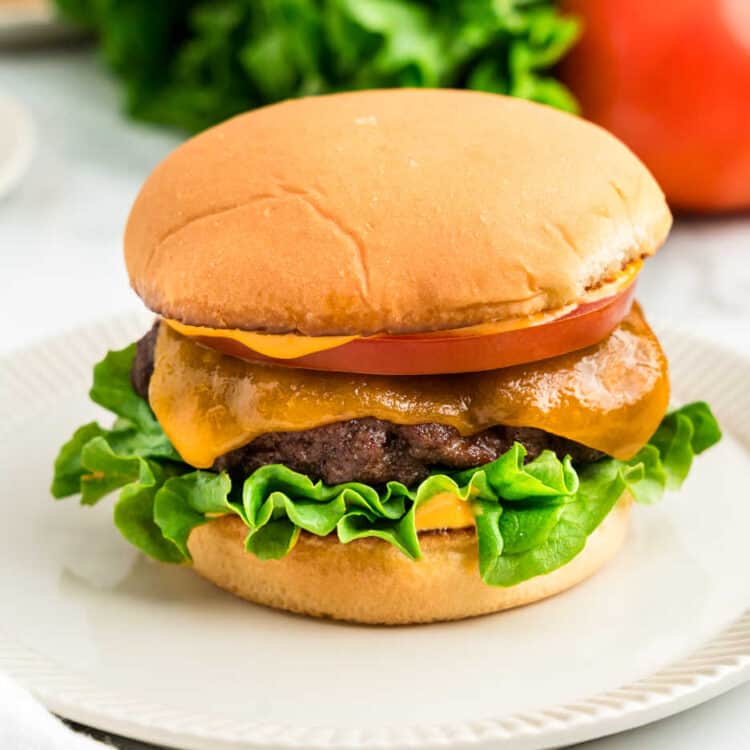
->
[52, 90, 721, 625]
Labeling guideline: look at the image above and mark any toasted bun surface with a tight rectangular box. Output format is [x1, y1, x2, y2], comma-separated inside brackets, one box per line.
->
[125, 90, 670, 336]
[187, 495, 631, 625]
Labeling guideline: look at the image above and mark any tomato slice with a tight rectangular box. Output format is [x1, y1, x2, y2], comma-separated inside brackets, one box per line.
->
[187, 283, 637, 375]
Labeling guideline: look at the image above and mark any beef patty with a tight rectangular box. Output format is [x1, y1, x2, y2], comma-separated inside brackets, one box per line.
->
[132, 325, 604, 485]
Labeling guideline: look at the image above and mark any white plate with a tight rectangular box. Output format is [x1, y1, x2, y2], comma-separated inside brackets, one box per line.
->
[0, 313, 748, 750]
[0, 92, 33, 200]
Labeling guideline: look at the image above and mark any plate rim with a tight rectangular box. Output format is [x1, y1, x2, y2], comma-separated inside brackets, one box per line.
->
[1, 311, 749, 750]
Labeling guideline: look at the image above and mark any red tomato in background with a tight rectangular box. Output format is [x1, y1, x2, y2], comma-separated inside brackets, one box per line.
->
[561, 0, 750, 212]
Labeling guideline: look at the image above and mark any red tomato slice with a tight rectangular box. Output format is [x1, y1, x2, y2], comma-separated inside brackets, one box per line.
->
[190, 283, 636, 375]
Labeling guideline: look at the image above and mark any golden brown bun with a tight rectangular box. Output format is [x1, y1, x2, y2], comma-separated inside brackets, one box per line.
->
[125, 90, 671, 336]
[187, 495, 631, 625]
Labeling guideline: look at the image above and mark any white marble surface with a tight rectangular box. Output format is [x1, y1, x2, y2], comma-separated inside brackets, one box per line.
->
[0, 47, 748, 750]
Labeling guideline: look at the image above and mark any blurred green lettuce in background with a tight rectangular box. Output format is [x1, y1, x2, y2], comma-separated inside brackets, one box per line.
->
[55, 0, 579, 132]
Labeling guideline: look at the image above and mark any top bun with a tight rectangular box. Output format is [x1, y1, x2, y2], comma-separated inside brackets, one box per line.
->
[125, 89, 671, 336]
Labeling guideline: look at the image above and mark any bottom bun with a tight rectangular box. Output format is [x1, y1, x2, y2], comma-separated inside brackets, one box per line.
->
[188, 495, 632, 625]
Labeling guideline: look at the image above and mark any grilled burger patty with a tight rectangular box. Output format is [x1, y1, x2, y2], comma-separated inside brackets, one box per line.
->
[132, 325, 605, 485]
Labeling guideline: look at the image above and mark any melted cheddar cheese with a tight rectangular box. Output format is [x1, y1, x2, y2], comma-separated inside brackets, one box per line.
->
[415, 493, 476, 531]
[165, 319, 358, 360]
[149, 304, 669, 475]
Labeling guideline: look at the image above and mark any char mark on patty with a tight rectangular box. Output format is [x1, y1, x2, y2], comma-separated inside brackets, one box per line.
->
[132, 326, 604, 485]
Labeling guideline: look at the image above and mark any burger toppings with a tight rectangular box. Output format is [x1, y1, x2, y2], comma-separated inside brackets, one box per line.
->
[52, 298, 719, 588]
[133, 325, 604, 486]
[142, 304, 668, 471]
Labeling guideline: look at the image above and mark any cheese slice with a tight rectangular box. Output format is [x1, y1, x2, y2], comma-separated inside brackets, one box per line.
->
[163, 260, 643, 359]
[415, 493, 475, 531]
[165, 319, 357, 359]
[148, 304, 669, 471]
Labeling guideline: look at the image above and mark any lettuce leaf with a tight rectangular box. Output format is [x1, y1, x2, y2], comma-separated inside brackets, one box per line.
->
[647, 401, 722, 489]
[52, 345, 722, 587]
[90, 346, 181, 459]
[53, 0, 580, 132]
[479, 458, 626, 586]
